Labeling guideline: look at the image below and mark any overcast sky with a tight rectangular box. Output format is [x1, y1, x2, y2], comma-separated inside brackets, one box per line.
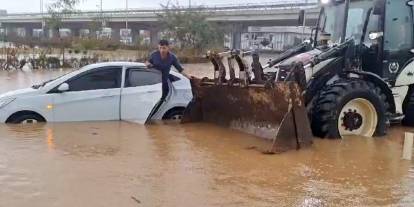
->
[0, 0, 280, 13]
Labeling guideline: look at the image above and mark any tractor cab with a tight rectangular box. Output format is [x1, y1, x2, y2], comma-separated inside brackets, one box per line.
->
[316, 0, 414, 83]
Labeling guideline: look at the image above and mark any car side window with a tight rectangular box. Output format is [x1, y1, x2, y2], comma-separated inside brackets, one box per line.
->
[125, 69, 162, 87]
[67, 67, 122, 91]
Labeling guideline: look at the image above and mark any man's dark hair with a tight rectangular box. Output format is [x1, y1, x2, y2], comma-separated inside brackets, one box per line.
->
[159, 39, 169, 46]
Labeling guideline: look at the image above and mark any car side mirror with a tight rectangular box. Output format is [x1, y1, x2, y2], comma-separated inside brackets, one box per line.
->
[57, 83, 69, 92]
[369, 31, 383, 40]
[408, 1, 414, 6]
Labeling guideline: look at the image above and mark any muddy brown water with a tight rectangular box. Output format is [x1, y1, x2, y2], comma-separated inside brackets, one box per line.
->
[0, 67, 414, 207]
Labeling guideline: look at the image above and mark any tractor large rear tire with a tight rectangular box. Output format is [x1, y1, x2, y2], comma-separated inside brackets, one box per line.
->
[311, 79, 389, 139]
[403, 88, 414, 126]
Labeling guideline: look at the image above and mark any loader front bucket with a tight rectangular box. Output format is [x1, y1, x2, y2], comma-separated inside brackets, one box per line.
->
[182, 79, 313, 153]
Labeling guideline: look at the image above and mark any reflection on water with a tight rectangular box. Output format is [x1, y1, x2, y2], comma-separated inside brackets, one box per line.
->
[0, 69, 413, 206]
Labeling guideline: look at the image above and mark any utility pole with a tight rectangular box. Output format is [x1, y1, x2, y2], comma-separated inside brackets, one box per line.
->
[189, 0, 191, 8]
[301, 0, 308, 41]
[302, 11, 306, 41]
[40, 0, 45, 36]
[100, 0, 104, 28]
[40, 0, 43, 15]
[125, 0, 129, 29]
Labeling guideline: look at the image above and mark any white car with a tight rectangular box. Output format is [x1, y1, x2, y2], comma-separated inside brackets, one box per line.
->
[0, 62, 193, 124]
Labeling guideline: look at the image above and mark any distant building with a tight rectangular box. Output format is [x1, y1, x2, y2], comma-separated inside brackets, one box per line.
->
[0, 10, 7, 16]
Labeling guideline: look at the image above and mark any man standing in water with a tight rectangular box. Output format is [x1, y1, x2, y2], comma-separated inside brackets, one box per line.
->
[146, 40, 187, 101]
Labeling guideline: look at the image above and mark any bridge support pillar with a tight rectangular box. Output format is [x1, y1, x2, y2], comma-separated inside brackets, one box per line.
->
[47, 28, 57, 39]
[24, 27, 34, 38]
[231, 24, 244, 50]
[131, 29, 140, 44]
[71, 28, 81, 38]
[5, 26, 14, 37]
[149, 27, 160, 47]
[112, 27, 121, 41]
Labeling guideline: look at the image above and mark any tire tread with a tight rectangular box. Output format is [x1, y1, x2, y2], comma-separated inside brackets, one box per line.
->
[311, 79, 389, 139]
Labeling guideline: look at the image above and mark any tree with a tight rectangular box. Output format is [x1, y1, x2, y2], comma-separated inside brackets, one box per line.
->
[86, 4, 113, 40]
[46, 0, 81, 38]
[45, 0, 82, 66]
[158, 1, 224, 51]
[86, 19, 100, 37]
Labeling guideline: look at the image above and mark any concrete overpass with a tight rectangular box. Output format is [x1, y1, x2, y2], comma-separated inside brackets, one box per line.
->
[0, 2, 321, 49]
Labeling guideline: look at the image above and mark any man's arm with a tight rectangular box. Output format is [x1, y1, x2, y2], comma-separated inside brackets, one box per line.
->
[145, 53, 155, 68]
[172, 55, 184, 73]
[172, 55, 192, 78]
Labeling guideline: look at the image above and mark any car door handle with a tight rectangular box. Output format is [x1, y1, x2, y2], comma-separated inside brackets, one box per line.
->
[146, 90, 159, 94]
[101, 94, 117, 98]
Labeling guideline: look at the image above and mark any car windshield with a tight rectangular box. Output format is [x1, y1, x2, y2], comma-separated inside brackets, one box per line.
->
[31, 69, 79, 89]
[318, 0, 374, 46]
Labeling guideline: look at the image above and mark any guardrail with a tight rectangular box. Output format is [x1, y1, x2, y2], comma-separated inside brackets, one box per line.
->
[0, 1, 319, 19]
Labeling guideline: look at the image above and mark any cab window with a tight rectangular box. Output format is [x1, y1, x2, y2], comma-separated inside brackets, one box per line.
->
[384, 0, 414, 51]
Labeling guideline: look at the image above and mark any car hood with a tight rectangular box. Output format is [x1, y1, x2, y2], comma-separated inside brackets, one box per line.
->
[0, 88, 39, 99]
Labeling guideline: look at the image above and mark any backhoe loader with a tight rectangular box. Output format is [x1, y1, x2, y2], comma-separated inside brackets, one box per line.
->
[183, 0, 414, 153]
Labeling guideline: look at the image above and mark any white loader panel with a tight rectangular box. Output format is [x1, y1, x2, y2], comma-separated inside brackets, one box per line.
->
[395, 60, 414, 86]
[391, 86, 409, 114]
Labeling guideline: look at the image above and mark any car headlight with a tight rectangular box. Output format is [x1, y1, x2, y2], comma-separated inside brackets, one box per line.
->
[0, 98, 15, 109]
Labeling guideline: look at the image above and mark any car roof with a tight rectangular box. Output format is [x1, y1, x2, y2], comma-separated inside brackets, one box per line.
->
[80, 62, 182, 76]
[82, 62, 146, 70]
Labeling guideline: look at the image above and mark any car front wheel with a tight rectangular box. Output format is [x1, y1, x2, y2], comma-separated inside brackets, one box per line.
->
[8, 114, 46, 124]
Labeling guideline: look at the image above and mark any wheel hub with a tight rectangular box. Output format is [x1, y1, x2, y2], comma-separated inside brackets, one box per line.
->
[341, 109, 363, 131]
[171, 114, 183, 120]
[22, 119, 38, 124]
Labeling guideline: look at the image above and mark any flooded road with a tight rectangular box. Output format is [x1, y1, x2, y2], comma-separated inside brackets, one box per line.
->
[0, 68, 414, 206]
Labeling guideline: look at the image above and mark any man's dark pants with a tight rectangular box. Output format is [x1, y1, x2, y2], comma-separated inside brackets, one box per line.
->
[161, 78, 169, 101]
